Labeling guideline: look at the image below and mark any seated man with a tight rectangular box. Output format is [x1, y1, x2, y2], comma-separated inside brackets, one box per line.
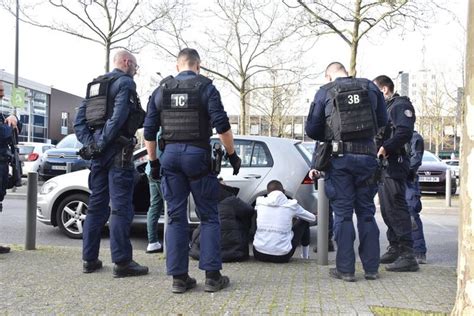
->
[190, 181, 255, 262]
[253, 180, 316, 263]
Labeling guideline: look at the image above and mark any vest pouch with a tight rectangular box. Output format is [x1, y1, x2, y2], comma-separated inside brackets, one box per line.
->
[0, 124, 13, 145]
[124, 104, 146, 136]
[314, 142, 332, 171]
[85, 96, 107, 129]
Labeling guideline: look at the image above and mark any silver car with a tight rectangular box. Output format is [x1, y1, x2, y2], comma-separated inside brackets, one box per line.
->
[37, 135, 317, 238]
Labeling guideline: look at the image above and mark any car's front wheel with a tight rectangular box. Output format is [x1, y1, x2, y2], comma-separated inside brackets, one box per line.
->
[56, 193, 89, 239]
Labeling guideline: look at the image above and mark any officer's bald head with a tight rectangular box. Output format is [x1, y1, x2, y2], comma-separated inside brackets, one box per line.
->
[113, 50, 138, 77]
[267, 180, 284, 194]
[177, 48, 201, 73]
[325, 62, 348, 82]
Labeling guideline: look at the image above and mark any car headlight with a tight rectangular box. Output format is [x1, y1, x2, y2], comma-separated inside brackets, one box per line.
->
[40, 180, 58, 195]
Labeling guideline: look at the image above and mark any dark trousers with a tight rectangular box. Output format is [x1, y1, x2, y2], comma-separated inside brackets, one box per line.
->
[253, 220, 310, 263]
[406, 178, 426, 254]
[378, 170, 414, 250]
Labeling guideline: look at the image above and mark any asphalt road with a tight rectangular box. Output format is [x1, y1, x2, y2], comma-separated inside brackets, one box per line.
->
[0, 196, 458, 267]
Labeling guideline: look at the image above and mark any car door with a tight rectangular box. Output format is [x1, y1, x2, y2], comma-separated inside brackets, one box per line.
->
[188, 139, 272, 222]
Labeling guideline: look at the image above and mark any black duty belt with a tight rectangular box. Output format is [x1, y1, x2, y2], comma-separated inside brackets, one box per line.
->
[342, 142, 376, 156]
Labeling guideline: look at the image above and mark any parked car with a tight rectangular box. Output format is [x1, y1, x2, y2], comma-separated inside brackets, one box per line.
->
[37, 134, 89, 181]
[18, 142, 55, 176]
[443, 159, 460, 179]
[417, 151, 456, 195]
[37, 136, 317, 238]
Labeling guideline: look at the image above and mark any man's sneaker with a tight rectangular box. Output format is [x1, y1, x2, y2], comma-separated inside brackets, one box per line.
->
[385, 255, 419, 272]
[364, 272, 379, 280]
[83, 259, 103, 273]
[205, 275, 230, 292]
[113, 260, 149, 278]
[329, 268, 356, 282]
[415, 253, 427, 264]
[0, 245, 11, 254]
[313, 240, 336, 253]
[146, 241, 163, 254]
[380, 245, 400, 264]
[172, 275, 197, 294]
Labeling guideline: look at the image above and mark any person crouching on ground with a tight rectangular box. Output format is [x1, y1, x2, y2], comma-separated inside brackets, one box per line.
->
[253, 180, 316, 263]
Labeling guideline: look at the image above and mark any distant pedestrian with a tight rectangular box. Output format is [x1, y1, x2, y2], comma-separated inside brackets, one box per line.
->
[253, 180, 315, 263]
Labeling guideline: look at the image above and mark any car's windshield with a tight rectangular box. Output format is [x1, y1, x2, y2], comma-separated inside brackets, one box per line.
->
[57, 134, 82, 149]
[423, 151, 441, 162]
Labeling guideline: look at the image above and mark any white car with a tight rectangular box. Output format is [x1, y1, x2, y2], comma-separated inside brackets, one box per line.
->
[18, 142, 55, 176]
[37, 136, 317, 238]
[443, 159, 460, 179]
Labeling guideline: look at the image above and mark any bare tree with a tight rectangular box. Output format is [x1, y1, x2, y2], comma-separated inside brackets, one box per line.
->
[284, 0, 447, 76]
[147, 0, 307, 135]
[0, 0, 181, 72]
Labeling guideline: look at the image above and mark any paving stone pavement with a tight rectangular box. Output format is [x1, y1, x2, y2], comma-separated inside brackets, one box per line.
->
[0, 246, 456, 315]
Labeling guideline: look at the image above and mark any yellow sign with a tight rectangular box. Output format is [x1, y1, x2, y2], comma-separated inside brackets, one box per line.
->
[11, 87, 26, 108]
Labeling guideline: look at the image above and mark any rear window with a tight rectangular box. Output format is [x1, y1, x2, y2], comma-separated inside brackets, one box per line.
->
[57, 134, 83, 149]
[295, 143, 312, 167]
[19, 146, 34, 155]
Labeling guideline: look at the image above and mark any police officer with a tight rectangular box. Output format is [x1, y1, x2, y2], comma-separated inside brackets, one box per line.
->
[74, 50, 148, 277]
[373, 75, 419, 272]
[143, 48, 241, 293]
[0, 81, 22, 254]
[406, 130, 427, 264]
[306, 62, 387, 281]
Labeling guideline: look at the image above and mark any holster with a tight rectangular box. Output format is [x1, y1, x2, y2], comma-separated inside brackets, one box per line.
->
[211, 143, 223, 175]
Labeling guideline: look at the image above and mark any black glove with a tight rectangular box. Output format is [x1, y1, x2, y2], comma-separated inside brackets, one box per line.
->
[150, 159, 161, 181]
[226, 151, 241, 175]
[78, 143, 102, 160]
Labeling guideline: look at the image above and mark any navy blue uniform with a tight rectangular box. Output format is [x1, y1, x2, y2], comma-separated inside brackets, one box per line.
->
[405, 131, 426, 255]
[306, 77, 387, 275]
[0, 114, 22, 202]
[144, 70, 231, 276]
[75, 69, 138, 264]
[378, 94, 416, 253]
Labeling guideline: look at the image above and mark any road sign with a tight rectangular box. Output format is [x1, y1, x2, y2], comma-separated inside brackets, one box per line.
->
[11, 87, 26, 108]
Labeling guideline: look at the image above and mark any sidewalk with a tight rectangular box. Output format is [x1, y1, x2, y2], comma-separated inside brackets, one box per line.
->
[0, 246, 456, 314]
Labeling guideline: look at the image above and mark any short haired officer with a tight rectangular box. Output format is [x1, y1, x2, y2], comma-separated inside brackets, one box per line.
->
[306, 62, 388, 281]
[143, 48, 241, 293]
[373, 74, 419, 272]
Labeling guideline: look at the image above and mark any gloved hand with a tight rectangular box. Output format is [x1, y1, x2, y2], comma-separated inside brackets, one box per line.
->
[226, 151, 241, 175]
[149, 159, 161, 181]
[78, 143, 102, 160]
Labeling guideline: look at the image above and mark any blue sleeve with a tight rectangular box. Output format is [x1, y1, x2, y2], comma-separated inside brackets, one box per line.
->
[383, 101, 415, 155]
[73, 99, 95, 146]
[368, 81, 388, 129]
[97, 77, 134, 149]
[305, 89, 326, 141]
[204, 84, 231, 134]
[410, 133, 424, 170]
[143, 88, 161, 141]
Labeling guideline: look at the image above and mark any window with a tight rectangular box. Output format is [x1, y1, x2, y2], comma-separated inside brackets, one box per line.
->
[216, 139, 273, 168]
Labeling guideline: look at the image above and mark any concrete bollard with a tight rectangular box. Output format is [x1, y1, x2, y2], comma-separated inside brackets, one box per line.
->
[25, 172, 38, 250]
[163, 201, 168, 257]
[317, 178, 329, 265]
[446, 168, 452, 207]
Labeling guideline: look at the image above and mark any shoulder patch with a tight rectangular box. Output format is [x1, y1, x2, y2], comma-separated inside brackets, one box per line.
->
[404, 109, 413, 118]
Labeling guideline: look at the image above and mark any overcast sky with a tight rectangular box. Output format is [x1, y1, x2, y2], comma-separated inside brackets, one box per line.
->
[0, 0, 467, 115]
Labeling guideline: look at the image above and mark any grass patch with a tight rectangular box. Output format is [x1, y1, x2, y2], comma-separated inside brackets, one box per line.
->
[370, 306, 448, 316]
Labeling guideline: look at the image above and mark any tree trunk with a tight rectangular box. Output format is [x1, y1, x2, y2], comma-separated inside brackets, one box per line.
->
[239, 89, 246, 135]
[349, 0, 362, 76]
[452, 1, 474, 314]
[105, 41, 111, 73]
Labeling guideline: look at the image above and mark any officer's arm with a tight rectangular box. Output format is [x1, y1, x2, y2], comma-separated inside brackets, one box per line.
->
[74, 99, 95, 146]
[305, 90, 326, 141]
[144, 90, 162, 161]
[205, 85, 234, 153]
[410, 134, 424, 170]
[218, 129, 235, 155]
[97, 78, 133, 150]
[382, 103, 414, 156]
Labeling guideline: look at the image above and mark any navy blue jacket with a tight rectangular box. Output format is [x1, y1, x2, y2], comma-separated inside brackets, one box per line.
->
[143, 71, 231, 142]
[0, 113, 23, 156]
[409, 131, 424, 172]
[383, 94, 416, 156]
[305, 77, 387, 145]
[74, 69, 136, 150]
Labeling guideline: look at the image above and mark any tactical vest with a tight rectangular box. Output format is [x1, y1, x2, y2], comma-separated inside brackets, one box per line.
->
[84, 73, 145, 137]
[324, 78, 377, 141]
[159, 75, 212, 145]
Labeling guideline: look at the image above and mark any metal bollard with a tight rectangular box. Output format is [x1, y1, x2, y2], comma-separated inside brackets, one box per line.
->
[66, 162, 72, 173]
[317, 178, 329, 265]
[25, 172, 38, 250]
[163, 201, 168, 257]
[446, 168, 452, 207]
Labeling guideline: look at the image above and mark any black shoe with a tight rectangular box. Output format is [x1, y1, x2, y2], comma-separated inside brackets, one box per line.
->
[380, 245, 400, 264]
[386, 255, 419, 272]
[83, 259, 103, 273]
[329, 268, 356, 282]
[313, 240, 336, 253]
[172, 276, 197, 294]
[205, 275, 230, 292]
[415, 253, 427, 264]
[113, 260, 149, 278]
[364, 272, 379, 280]
[0, 245, 11, 254]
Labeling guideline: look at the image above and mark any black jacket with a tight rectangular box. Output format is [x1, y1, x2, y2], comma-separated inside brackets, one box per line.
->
[189, 184, 255, 262]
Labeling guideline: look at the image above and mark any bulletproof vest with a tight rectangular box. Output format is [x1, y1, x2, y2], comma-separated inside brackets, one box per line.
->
[84, 73, 125, 130]
[159, 75, 212, 144]
[324, 78, 377, 141]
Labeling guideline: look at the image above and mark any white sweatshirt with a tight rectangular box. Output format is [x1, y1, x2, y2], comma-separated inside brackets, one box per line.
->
[253, 190, 316, 256]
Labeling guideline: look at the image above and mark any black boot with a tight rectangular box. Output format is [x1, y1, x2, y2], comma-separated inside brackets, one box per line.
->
[172, 274, 197, 294]
[205, 270, 230, 292]
[386, 246, 419, 272]
[113, 260, 149, 278]
[380, 245, 400, 264]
